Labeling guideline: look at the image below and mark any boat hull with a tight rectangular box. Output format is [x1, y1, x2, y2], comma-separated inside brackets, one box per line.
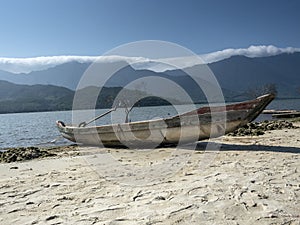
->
[56, 94, 275, 148]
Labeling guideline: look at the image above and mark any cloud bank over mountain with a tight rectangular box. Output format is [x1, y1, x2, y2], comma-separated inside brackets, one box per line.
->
[0, 55, 149, 74]
[201, 45, 300, 63]
[0, 45, 299, 74]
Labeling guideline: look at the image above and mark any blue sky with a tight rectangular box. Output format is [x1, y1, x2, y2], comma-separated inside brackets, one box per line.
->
[0, 0, 299, 57]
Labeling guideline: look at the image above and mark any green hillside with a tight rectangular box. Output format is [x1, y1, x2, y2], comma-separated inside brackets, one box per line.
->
[0, 81, 174, 114]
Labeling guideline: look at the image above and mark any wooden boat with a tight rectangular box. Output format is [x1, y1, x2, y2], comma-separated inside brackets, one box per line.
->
[263, 109, 297, 114]
[272, 111, 300, 119]
[56, 94, 275, 148]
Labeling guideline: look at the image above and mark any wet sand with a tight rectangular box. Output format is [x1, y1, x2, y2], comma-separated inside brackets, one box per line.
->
[0, 123, 299, 224]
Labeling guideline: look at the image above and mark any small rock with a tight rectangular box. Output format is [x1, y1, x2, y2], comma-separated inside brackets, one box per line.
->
[10, 166, 18, 169]
[184, 172, 194, 176]
[154, 196, 166, 201]
[8, 154, 17, 163]
[45, 215, 58, 221]
[268, 213, 278, 218]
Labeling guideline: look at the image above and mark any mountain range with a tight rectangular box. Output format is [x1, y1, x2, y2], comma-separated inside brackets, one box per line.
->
[0, 52, 300, 113]
[0, 80, 73, 113]
[1, 52, 300, 96]
[0, 81, 178, 114]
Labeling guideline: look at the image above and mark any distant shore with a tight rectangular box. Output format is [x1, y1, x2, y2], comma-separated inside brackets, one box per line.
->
[1, 97, 300, 115]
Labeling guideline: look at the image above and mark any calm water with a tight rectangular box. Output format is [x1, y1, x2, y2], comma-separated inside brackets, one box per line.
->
[0, 99, 300, 148]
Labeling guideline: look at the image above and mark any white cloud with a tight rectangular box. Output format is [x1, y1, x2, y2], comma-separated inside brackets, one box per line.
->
[0, 45, 299, 74]
[200, 45, 300, 64]
[135, 45, 300, 72]
[0, 55, 149, 74]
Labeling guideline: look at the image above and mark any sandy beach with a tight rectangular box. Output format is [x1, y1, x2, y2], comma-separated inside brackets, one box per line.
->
[0, 122, 299, 225]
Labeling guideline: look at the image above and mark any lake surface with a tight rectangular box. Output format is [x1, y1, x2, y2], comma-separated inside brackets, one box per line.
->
[1, 98, 300, 148]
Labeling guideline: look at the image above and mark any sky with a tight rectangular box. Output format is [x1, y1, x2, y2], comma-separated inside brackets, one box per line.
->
[0, 0, 299, 58]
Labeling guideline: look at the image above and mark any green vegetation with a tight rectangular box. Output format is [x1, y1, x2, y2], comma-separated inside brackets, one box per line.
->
[0, 81, 175, 114]
[0, 80, 73, 113]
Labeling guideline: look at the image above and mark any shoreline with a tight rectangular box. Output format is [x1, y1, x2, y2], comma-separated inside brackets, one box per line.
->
[1, 119, 299, 163]
[0, 122, 299, 224]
